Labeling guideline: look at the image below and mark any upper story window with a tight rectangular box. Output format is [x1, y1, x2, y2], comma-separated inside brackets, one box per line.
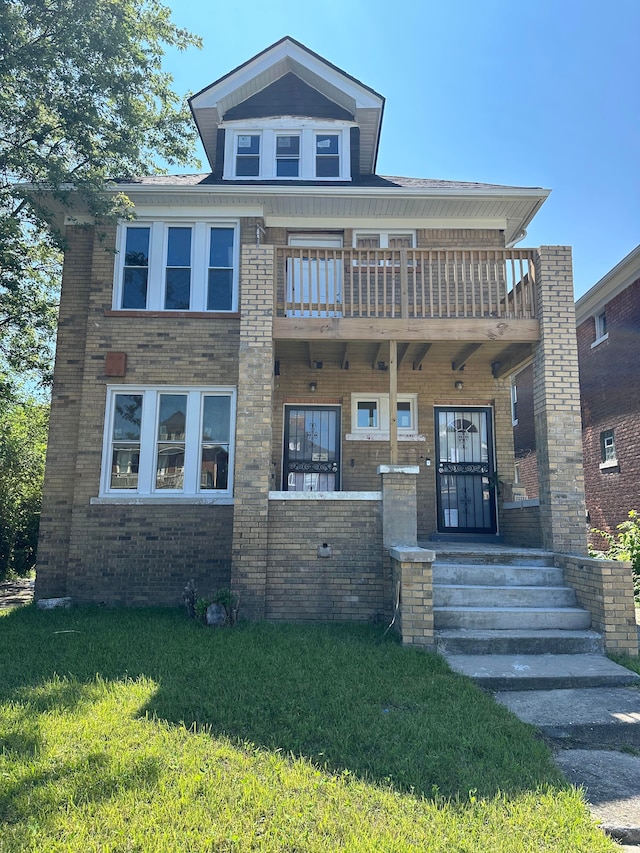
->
[223, 119, 353, 181]
[114, 221, 239, 312]
[600, 429, 616, 463]
[354, 232, 415, 249]
[315, 133, 340, 177]
[235, 134, 260, 177]
[276, 134, 300, 177]
[592, 310, 608, 347]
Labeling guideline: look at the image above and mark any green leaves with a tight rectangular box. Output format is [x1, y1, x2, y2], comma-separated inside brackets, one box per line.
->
[0, 0, 202, 397]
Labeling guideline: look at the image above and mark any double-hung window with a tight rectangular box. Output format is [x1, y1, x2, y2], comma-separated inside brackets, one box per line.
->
[235, 134, 260, 176]
[276, 134, 300, 177]
[102, 388, 235, 498]
[115, 222, 239, 312]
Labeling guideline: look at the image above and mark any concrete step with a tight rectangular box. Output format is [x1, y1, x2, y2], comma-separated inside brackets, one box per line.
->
[435, 628, 605, 656]
[495, 686, 640, 745]
[428, 546, 555, 568]
[433, 563, 565, 587]
[443, 653, 640, 691]
[434, 605, 592, 631]
[434, 584, 577, 608]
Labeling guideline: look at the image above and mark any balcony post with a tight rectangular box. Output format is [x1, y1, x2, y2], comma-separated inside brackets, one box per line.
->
[389, 339, 398, 464]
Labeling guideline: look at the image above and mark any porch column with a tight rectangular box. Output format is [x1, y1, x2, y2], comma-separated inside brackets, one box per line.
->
[388, 339, 398, 464]
[231, 245, 275, 619]
[532, 246, 587, 554]
[378, 465, 420, 547]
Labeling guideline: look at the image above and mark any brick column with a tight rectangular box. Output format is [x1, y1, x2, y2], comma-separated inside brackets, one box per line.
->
[389, 546, 436, 649]
[378, 465, 420, 547]
[35, 226, 93, 600]
[230, 246, 275, 619]
[533, 246, 587, 554]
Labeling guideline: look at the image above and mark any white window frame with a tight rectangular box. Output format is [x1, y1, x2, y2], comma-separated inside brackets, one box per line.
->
[510, 381, 518, 426]
[352, 231, 416, 249]
[113, 221, 240, 312]
[592, 310, 609, 347]
[99, 386, 236, 499]
[348, 393, 419, 440]
[222, 118, 353, 181]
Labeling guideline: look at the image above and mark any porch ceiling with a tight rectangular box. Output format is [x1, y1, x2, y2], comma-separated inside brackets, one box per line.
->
[274, 339, 534, 378]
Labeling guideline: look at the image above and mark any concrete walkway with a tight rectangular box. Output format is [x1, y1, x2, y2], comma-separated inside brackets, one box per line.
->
[0, 577, 34, 610]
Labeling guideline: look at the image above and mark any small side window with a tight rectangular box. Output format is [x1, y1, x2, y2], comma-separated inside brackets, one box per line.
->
[600, 429, 616, 463]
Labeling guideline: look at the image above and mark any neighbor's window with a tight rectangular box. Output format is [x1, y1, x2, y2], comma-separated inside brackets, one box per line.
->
[592, 310, 608, 346]
[103, 388, 235, 497]
[600, 429, 616, 463]
[115, 222, 238, 312]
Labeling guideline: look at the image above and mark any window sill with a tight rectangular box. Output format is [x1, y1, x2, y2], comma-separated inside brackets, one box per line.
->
[346, 432, 425, 442]
[104, 311, 240, 319]
[91, 496, 234, 505]
[269, 491, 380, 501]
[591, 333, 609, 349]
[598, 459, 619, 472]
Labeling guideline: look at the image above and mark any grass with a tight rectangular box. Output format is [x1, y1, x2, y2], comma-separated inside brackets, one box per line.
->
[0, 606, 616, 852]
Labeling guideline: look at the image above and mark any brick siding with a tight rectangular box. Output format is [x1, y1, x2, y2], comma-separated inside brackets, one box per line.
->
[577, 276, 640, 539]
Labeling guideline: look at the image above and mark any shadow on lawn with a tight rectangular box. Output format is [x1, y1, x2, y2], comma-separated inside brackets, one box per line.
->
[0, 605, 566, 803]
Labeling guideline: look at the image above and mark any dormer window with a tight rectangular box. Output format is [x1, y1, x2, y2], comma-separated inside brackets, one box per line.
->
[276, 135, 300, 177]
[315, 133, 339, 177]
[223, 119, 352, 181]
[235, 134, 261, 177]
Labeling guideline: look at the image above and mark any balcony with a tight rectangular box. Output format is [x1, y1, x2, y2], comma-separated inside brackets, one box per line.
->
[274, 247, 537, 325]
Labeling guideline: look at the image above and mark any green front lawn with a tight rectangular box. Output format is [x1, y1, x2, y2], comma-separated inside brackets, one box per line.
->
[0, 607, 615, 851]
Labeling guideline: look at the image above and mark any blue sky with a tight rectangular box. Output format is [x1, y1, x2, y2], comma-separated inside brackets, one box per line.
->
[162, 0, 639, 299]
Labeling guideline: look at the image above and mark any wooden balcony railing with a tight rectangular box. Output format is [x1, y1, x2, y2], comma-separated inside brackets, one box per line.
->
[274, 247, 536, 320]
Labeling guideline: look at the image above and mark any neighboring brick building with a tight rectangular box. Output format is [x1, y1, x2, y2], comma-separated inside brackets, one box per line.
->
[35, 37, 589, 617]
[576, 245, 640, 542]
[510, 244, 640, 544]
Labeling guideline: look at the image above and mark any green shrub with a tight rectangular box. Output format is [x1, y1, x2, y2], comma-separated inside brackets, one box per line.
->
[589, 510, 640, 599]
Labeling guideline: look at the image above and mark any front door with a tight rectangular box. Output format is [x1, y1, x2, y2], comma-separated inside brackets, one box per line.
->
[283, 406, 341, 491]
[435, 407, 497, 534]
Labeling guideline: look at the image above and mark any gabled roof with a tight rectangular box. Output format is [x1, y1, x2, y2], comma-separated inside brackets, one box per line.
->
[575, 244, 640, 324]
[189, 36, 384, 176]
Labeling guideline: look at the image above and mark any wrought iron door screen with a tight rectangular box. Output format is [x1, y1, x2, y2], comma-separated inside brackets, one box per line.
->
[283, 406, 341, 491]
[435, 407, 496, 533]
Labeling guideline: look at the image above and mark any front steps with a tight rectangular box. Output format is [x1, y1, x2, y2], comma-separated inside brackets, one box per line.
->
[430, 545, 637, 690]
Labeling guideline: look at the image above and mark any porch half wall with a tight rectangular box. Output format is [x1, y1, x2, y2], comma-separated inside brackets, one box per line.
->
[265, 495, 387, 622]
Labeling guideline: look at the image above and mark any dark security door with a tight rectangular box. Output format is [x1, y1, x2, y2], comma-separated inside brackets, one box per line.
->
[283, 406, 341, 491]
[435, 407, 497, 534]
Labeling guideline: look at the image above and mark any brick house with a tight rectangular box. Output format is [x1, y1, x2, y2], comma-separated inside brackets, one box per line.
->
[37, 37, 628, 645]
[511, 244, 640, 544]
[577, 245, 640, 541]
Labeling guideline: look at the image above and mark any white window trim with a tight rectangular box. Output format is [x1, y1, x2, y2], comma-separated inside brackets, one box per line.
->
[347, 393, 424, 441]
[352, 230, 416, 248]
[222, 118, 353, 181]
[113, 220, 240, 312]
[99, 386, 236, 500]
[591, 310, 609, 347]
[510, 382, 518, 426]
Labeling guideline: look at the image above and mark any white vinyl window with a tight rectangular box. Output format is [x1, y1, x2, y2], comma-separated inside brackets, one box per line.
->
[223, 119, 352, 181]
[114, 222, 239, 312]
[353, 232, 415, 249]
[101, 387, 236, 498]
[592, 310, 609, 347]
[350, 393, 418, 436]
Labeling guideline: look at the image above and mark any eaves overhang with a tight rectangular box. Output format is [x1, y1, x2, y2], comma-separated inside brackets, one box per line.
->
[575, 243, 640, 324]
[105, 181, 550, 246]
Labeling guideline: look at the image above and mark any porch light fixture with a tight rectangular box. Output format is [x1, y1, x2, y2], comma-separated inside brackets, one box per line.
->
[455, 380, 464, 390]
[309, 381, 317, 393]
